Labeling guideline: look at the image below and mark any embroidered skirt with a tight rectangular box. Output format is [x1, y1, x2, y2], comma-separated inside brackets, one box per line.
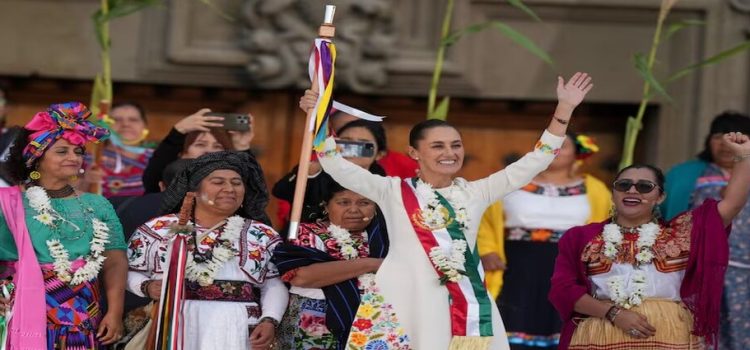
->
[275, 294, 336, 350]
[44, 268, 102, 350]
[569, 299, 703, 350]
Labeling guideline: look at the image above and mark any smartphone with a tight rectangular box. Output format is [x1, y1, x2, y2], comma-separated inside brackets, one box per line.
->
[205, 112, 250, 132]
[338, 140, 375, 158]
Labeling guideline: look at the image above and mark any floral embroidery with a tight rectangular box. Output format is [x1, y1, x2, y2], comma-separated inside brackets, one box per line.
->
[347, 280, 411, 349]
[535, 141, 560, 156]
[292, 222, 369, 261]
[184, 279, 259, 303]
[582, 214, 692, 276]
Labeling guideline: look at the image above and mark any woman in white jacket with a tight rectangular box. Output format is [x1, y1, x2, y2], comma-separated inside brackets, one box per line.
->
[304, 73, 593, 349]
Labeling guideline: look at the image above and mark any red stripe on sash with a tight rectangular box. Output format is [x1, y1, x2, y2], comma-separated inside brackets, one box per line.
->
[399, 180, 469, 336]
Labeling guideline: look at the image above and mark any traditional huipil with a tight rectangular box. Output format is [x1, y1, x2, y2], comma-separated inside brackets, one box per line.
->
[317, 131, 564, 349]
[97, 147, 154, 197]
[127, 214, 286, 349]
[273, 220, 389, 350]
[126, 151, 285, 350]
[549, 200, 729, 349]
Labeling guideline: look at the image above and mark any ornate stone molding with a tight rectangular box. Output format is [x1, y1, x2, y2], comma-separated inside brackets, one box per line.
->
[240, 0, 395, 92]
[729, 0, 750, 13]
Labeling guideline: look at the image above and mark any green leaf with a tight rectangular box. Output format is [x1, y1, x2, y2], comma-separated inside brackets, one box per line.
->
[443, 21, 554, 67]
[667, 40, 750, 83]
[105, 0, 162, 21]
[428, 97, 451, 120]
[664, 19, 704, 40]
[506, 0, 541, 22]
[633, 52, 671, 101]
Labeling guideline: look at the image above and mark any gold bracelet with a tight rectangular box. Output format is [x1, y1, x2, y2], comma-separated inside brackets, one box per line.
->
[553, 116, 569, 125]
[733, 154, 750, 162]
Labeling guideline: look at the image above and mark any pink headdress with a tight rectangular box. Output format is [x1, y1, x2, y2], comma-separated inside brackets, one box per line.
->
[22, 102, 109, 167]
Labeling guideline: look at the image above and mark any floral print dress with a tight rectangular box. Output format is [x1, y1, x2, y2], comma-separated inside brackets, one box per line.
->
[276, 222, 410, 350]
[276, 222, 369, 350]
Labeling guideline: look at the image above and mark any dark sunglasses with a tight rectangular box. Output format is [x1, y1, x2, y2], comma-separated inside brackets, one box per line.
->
[612, 179, 658, 194]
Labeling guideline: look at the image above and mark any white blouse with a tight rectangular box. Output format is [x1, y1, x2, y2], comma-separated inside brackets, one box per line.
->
[590, 263, 685, 301]
[503, 188, 591, 231]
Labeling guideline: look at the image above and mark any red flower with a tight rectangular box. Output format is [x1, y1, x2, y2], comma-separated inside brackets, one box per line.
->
[352, 318, 373, 331]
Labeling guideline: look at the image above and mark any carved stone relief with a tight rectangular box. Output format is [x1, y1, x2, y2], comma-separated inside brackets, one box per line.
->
[240, 0, 396, 92]
[729, 0, 750, 13]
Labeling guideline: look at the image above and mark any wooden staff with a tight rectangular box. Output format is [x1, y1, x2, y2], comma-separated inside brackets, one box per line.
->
[87, 99, 110, 194]
[288, 5, 337, 240]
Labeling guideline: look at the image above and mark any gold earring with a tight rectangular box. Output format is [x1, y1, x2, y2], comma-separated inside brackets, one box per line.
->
[29, 170, 41, 180]
[70, 175, 78, 182]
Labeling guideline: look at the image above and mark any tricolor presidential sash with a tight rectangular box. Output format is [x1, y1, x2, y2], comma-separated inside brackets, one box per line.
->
[400, 179, 493, 342]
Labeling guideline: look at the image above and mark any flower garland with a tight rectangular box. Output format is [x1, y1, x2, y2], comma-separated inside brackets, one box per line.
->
[328, 223, 363, 260]
[602, 222, 660, 265]
[184, 215, 243, 287]
[26, 186, 110, 285]
[328, 223, 374, 288]
[429, 239, 467, 284]
[601, 222, 660, 308]
[415, 178, 470, 284]
[26, 186, 60, 226]
[414, 179, 469, 231]
[607, 271, 647, 309]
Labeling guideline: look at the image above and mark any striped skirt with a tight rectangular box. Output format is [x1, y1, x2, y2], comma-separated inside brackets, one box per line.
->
[569, 299, 703, 350]
[43, 268, 102, 350]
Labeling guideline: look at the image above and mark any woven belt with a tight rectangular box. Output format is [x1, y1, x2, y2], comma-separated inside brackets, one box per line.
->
[506, 227, 566, 243]
[184, 279, 260, 303]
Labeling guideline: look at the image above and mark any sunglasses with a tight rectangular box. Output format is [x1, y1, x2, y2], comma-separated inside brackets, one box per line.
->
[612, 179, 659, 194]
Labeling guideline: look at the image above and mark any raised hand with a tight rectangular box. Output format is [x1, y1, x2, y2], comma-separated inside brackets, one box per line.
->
[722, 132, 750, 157]
[557, 72, 593, 109]
[174, 108, 224, 134]
[299, 89, 319, 114]
[228, 114, 255, 151]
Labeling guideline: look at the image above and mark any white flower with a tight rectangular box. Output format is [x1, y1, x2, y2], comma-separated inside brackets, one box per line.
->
[429, 240, 468, 284]
[341, 245, 358, 259]
[26, 187, 52, 211]
[184, 216, 242, 286]
[603, 242, 619, 259]
[635, 250, 654, 264]
[637, 222, 660, 248]
[34, 213, 54, 226]
[602, 224, 623, 243]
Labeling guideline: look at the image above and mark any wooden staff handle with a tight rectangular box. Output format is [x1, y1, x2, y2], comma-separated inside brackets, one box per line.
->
[288, 5, 337, 240]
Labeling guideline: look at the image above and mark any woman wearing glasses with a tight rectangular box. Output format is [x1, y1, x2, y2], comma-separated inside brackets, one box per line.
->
[549, 132, 750, 350]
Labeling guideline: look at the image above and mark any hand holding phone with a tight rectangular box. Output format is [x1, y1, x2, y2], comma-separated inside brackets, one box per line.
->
[205, 112, 251, 132]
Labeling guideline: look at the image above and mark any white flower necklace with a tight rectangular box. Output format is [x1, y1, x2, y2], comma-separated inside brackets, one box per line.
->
[328, 223, 367, 260]
[414, 178, 469, 231]
[602, 222, 660, 308]
[415, 178, 470, 284]
[26, 186, 110, 285]
[429, 239, 468, 284]
[184, 215, 243, 287]
[327, 223, 373, 288]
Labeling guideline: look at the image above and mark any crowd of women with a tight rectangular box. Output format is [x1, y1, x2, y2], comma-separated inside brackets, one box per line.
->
[0, 73, 748, 350]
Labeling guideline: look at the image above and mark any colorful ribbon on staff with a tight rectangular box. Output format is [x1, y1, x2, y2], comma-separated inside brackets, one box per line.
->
[308, 38, 337, 151]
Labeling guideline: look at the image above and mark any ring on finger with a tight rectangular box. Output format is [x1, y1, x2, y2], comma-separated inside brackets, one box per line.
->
[628, 329, 642, 337]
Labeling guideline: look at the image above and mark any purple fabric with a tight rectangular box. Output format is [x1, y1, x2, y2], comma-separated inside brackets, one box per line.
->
[0, 186, 47, 349]
[680, 199, 730, 347]
[549, 199, 729, 349]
